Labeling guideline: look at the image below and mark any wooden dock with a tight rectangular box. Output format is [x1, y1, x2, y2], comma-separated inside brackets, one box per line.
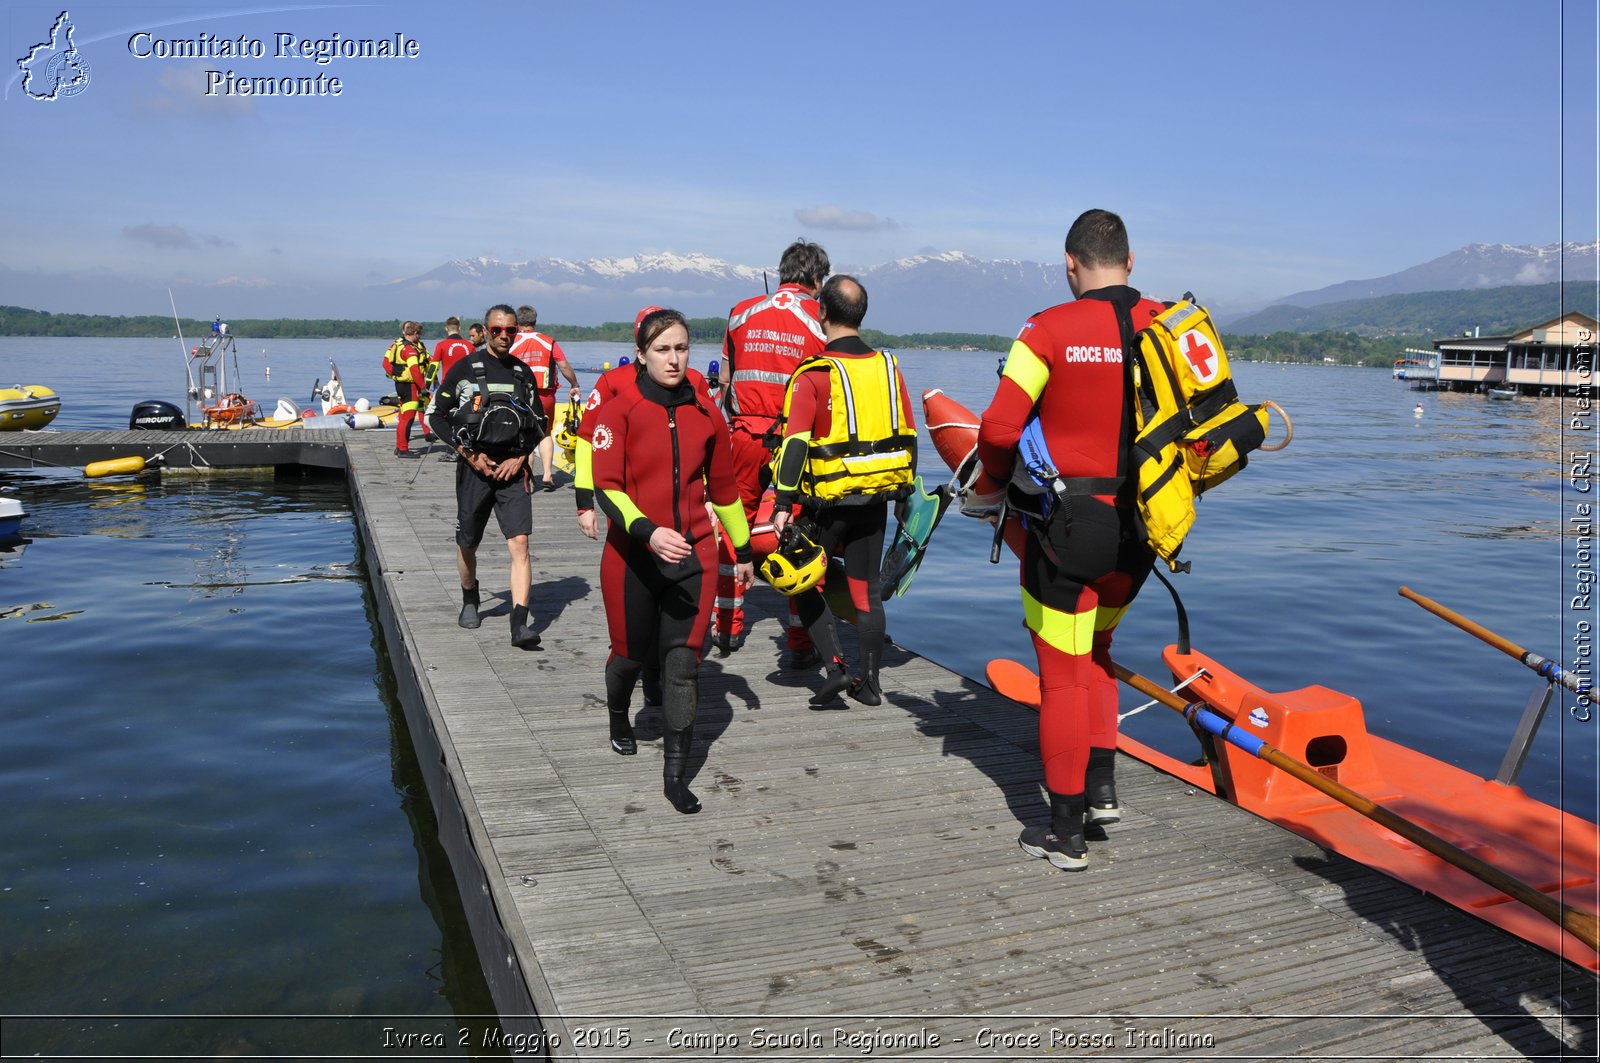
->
[7, 428, 1595, 1059]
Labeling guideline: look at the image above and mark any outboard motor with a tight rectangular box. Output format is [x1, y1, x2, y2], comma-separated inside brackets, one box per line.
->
[129, 400, 186, 430]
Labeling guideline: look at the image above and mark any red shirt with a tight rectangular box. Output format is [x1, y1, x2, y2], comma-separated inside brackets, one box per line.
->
[432, 334, 476, 380]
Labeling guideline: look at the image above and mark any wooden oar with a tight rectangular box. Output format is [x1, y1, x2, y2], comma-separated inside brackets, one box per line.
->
[1110, 659, 1600, 953]
[1400, 586, 1590, 696]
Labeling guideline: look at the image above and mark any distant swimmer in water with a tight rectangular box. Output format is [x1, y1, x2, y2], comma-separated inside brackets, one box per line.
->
[1414, 403, 1424, 416]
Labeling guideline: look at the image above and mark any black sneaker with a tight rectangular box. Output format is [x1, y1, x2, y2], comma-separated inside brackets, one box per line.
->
[1018, 825, 1088, 871]
[394, 447, 411, 457]
[511, 625, 541, 649]
[1085, 801, 1121, 826]
[458, 602, 481, 629]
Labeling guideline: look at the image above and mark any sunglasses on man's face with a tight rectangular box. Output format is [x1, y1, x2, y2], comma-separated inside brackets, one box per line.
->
[487, 325, 518, 336]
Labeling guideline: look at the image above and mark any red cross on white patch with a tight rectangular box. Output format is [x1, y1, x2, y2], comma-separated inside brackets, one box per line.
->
[771, 291, 794, 310]
[1179, 330, 1218, 383]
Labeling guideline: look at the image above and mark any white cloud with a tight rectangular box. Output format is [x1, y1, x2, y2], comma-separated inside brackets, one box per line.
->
[124, 222, 235, 249]
[795, 205, 899, 232]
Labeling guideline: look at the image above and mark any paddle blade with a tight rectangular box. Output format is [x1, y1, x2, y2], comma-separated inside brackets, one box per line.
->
[987, 658, 1041, 710]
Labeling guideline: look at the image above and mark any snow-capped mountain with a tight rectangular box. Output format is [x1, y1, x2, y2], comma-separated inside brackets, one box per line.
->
[1273, 241, 1600, 308]
[375, 250, 1064, 333]
[372, 241, 1600, 334]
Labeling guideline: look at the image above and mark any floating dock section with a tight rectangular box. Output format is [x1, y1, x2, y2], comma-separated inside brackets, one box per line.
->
[2, 428, 1593, 1060]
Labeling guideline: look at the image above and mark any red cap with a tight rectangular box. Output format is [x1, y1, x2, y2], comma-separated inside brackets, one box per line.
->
[632, 305, 665, 338]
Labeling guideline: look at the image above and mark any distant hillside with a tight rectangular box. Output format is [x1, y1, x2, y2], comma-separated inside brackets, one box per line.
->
[1270, 241, 1599, 308]
[1226, 282, 1600, 337]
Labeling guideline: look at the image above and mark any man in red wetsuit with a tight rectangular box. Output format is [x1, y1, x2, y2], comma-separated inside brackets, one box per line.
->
[433, 316, 476, 381]
[509, 304, 581, 491]
[719, 240, 830, 663]
[967, 209, 1162, 873]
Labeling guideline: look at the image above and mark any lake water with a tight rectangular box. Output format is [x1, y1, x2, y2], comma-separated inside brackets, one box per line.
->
[0, 335, 1594, 1056]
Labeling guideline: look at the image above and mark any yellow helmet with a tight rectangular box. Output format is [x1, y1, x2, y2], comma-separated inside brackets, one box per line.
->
[757, 524, 827, 596]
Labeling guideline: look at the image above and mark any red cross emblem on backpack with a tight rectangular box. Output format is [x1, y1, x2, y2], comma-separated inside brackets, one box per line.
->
[1179, 330, 1218, 383]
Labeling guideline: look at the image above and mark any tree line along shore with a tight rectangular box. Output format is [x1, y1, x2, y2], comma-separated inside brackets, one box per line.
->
[0, 306, 1010, 357]
[0, 303, 1528, 369]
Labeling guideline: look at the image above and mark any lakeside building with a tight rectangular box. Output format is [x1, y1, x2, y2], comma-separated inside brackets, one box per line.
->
[1433, 311, 1596, 395]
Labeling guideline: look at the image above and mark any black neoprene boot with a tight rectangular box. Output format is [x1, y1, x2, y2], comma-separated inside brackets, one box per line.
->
[809, 657, 852, 709]
[604, 655, 643, 755]
[847, 648, 882, 707]
[608, 708, 637, 756]
[1085, 747, 1120, 825]
[1018, 791, 1088, 871]
[458, 582, 481, 629]
[510, 603, 540, 649]
[662, 728, 700, 814]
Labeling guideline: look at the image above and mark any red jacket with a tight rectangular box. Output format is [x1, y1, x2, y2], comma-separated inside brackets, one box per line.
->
[722, 283, 826, 429]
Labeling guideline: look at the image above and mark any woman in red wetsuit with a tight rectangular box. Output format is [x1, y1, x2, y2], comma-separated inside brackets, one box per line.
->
[589, 309, 754, 814]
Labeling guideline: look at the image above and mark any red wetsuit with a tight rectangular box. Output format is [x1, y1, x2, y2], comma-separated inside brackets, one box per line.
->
[977, 285, 1161, 797]
[590, 371, 749, 663]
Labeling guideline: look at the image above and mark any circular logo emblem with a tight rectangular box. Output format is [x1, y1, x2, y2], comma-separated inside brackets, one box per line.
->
[592, 424, 614, 451]
[44, 50, 91, 98]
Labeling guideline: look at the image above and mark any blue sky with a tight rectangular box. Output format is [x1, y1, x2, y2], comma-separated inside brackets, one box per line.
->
[2, 0, 1596, 321]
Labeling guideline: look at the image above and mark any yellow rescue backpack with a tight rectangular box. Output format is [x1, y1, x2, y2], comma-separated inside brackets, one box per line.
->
[1128, 295, 1289, 571]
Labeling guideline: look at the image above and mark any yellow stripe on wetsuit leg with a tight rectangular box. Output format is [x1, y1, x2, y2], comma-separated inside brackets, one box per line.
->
[1001, 339, 1050, 403]
[1021, 586, 1096, 656]
[1094, 601, 1134, 634]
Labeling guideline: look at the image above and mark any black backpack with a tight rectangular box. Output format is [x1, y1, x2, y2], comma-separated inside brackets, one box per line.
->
[453, 361, 545, 452]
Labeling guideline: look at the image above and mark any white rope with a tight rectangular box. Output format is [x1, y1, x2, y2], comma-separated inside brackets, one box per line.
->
[1119, 667, 1208, 721]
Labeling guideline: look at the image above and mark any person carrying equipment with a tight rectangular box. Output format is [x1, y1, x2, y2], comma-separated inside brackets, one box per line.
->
[383, 320, 431, 455]
[719, 240, 830, 663]
[769, 276, 917, 709]
[964, 209, 1162, 872]
[425, 304, 547, 650]
[589, 308, 753, 815]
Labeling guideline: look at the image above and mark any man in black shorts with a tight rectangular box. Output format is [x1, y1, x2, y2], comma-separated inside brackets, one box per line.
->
[426, 303, 544, 649]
